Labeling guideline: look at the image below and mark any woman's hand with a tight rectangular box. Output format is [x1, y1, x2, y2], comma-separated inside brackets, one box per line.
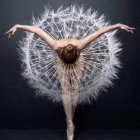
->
[118, 23, 135, 33]
[4, 24, 19, 38]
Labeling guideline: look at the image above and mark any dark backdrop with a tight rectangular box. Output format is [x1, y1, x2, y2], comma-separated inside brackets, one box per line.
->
[0, 0, 140, 129]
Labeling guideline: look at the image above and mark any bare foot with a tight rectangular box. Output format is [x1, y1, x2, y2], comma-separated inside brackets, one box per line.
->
[66, 119, 75, 140]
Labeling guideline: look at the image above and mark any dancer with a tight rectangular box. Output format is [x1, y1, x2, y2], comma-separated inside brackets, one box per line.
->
[5, 4, 136, 140]
[5, 22, 135, 140]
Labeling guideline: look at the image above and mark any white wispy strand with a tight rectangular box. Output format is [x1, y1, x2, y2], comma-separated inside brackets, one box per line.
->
[17, 4, 122, 105]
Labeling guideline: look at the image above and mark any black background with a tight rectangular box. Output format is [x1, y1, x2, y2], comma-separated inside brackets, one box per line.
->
[0, 0, 140, 129]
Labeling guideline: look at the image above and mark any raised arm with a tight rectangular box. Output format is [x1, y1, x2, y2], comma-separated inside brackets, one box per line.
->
[78, 23, 135, 50]
[5, 24, 57, 50]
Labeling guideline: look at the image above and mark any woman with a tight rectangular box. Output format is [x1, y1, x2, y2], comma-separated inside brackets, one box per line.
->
[5, 23, 135, 140]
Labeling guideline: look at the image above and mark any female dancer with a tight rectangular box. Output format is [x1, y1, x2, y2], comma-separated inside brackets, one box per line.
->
[5, 23, 135, 140]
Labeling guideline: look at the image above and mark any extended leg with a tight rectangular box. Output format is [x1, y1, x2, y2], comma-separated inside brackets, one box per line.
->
[62, 91, 75, 140]
[62, 91, 73, 120]
[56, 59, 75, 140]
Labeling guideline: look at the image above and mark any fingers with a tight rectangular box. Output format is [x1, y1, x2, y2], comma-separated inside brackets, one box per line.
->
[5, 30, 13, 38]
[8, 33, 11, 38]
[129, 30, 134, 34]
[125, 28, 133, 33]
[12, 31, 15, 35]
[4, 29, 15, 38]
[5, 32, 12, 38]
[129, 27, 136, 30]
[125, 26, 135, 34]
[129, 28, 135, 34]
[8, 32, 12, 38]
[128, 29, 134, 34]
[4, 30, 10, 34]
[121, 24, 136, 34]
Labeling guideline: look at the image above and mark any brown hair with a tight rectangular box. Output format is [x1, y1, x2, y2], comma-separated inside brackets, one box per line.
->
[59, 44, 80, 64]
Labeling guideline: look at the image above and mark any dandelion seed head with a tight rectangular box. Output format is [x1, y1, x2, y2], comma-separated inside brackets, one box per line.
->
[18, 5, 122, 105]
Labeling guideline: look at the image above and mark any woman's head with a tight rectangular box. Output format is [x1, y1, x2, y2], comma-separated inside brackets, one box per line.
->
[59, 44, 80, 64]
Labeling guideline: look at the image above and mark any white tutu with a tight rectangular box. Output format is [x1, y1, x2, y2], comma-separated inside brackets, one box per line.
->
[18, 5, 122, 105]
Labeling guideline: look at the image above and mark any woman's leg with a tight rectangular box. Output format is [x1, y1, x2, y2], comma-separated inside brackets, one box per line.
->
[61, 89, 75, 140]
[56, 53, 85, 139]
[62, 90, 74, 120]
[56, 58, 75, 140]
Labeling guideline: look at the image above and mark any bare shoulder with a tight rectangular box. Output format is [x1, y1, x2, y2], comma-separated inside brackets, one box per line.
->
[55, 38, 81, 50]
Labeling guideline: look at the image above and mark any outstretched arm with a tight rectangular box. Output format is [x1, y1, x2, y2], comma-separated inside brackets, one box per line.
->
[78, 23, 135, 50]
[5, 24, 57, 50]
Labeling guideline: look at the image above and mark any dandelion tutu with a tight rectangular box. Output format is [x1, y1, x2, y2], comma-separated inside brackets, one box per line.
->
[18, 5, 122, 105]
